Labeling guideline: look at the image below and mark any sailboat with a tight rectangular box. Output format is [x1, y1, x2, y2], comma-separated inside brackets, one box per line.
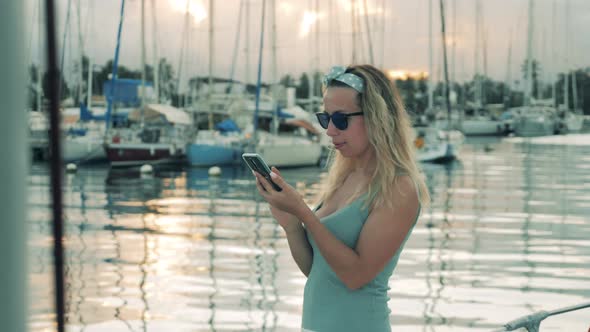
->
[104, 0, 192, 167]
[415, 0, 464, 163]
[185, 0, 247, 167]
[186, 92, 249, 167]
[550, 0, 584, 134]
[511, 0, 558, 137]
[61, 0, 109, 164]
[248, 0, 322, 168]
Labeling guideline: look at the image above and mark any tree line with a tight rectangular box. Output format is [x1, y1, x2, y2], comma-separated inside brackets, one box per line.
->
[27, 57, 590, 115]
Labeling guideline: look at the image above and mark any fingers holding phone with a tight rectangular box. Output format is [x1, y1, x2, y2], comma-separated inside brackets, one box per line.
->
[242, 153, 282, 191]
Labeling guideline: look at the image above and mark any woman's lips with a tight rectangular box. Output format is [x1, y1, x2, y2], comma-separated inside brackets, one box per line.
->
[334, 142, 345, 149]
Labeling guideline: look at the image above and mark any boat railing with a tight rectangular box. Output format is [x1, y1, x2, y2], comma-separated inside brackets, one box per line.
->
[491, 302, 590, 332]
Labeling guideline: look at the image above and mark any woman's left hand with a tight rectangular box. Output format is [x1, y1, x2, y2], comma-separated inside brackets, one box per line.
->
[254, 167, 309, 218]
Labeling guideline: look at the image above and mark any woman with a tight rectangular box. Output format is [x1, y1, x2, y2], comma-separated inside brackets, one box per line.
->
[253, 64, 430, 331]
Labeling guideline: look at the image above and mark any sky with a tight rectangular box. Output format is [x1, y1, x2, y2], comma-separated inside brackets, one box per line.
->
[25, 0, 590, 91]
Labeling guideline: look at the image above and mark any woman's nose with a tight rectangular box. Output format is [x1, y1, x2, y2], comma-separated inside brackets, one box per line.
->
[326, 120, 339, 136]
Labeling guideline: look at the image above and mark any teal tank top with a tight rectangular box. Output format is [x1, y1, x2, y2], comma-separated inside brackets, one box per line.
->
[302, 194, 419, 332]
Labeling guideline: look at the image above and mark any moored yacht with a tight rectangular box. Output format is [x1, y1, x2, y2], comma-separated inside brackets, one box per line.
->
[105, 104, 192, 167]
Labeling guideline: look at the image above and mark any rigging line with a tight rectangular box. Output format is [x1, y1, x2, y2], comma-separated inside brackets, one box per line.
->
[176, 0, 190, 102]
[59, 0, 72, 100]
[27, 0, 39, 69]
[228, 0, 244, 92]
[44, 0, 65, 330]
[362, 0, 374, 64]
[439, 0, 452, 125]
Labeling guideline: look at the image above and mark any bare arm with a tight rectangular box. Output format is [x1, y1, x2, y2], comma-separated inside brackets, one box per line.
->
[283, 223, 313, 277]
[254, 171, 418, 288]
[297, 176, 419, 290]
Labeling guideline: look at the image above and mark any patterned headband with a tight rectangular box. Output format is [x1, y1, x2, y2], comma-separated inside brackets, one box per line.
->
[322, 66, 365, 93]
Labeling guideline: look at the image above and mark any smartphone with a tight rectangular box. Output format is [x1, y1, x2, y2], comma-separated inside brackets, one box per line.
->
[242, 153, 282, 191]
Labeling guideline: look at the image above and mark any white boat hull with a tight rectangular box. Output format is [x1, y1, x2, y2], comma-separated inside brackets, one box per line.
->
[461, 119, 505, 136]
[63, 135, 106, 163]
[255, 134, 322, 167]
[513, 117, 555, 137]
[414, 128, 464, 163]
[564, 113, 584, 132]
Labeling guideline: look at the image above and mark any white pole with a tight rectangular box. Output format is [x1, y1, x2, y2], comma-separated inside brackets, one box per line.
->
[0, 1, 28, 331]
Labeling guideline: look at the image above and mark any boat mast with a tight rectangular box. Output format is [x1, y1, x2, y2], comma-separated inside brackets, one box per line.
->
[140, 0, 146, 125]
[451, 0, 456, 84]
[85, 0, 94, 108]
[474, 0, 482, 108]
[105, 0, 126, 132]
[351, 0, 357, 63]
[551, 0, 557, 107]
[439, 0, 452, 126]
[151, 0, 159, 102]
[59, 0, 72, 101]
[524, 0, 534, 106]
[427, 0, 433, 111]
[37, 0, 43, 112]
[362, 0, 374, 64]
[253, 0, 267, 143]
[228, 0, 244, 91]
[271, 0, 278, 135]
[76, 0, 84, 104]
[504, 30, 513, 107]
[245, 0, 250, 89]
[176, 0, 189, 108]
[208, 0, 214, 130]
[568, 0, 578, 111]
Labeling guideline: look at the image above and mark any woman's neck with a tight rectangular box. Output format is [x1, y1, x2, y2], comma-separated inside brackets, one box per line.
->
[351, 149, 376, 176]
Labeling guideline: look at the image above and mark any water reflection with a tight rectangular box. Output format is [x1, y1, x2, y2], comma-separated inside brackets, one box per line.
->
[27, 135, 590, 331]
[422, 161, 457, 331]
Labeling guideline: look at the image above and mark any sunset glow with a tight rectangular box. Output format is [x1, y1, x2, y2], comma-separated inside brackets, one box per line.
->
[168, 0, 207, 24]
[299, 11, 324, 39]
[388, 70, 428, 80]
[278, 1, 295, 16]
[338, 0, 383, 15]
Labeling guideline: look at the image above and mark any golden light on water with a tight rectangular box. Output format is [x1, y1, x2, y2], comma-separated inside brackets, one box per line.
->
[168, 0, 207, 24]
[388, 70, 428, 80]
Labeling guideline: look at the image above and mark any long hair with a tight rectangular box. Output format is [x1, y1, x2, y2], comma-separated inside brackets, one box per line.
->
[319, 64, 430, 210]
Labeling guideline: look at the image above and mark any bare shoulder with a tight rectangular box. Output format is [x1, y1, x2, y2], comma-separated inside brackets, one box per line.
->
[387, 175, 419, 210]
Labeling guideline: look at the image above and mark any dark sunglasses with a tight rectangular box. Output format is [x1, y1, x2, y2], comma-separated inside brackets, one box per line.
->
[315, 111, 364, 130]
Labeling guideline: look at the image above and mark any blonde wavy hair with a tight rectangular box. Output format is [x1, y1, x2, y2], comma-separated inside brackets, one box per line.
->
[318, 64, 430, 210]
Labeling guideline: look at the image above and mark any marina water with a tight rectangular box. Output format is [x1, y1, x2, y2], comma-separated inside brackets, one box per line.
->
[28, 135, 590, 331]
